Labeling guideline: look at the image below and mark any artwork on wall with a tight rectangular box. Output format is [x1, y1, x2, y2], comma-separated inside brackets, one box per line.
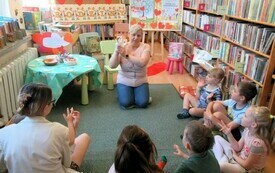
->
[51, 4, 127, 23]
[129, 0, 183, 31]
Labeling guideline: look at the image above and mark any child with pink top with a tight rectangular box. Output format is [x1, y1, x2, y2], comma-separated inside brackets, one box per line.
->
[213, 106, 275, 173]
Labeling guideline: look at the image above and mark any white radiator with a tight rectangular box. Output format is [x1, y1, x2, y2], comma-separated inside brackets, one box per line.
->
[0, 48, 38, 126]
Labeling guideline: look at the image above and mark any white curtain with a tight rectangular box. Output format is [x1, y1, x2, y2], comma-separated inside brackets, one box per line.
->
[0, 0, 11, 17]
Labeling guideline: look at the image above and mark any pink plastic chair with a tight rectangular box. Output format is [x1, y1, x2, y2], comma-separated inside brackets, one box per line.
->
[166, 42, 184, 74]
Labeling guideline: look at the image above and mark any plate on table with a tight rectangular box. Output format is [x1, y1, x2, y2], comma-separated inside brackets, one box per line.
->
[64, 57, 77, 66]
[43, 58, 58, 66]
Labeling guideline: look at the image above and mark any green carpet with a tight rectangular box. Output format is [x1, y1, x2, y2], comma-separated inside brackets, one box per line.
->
[48, 84, 193, 173]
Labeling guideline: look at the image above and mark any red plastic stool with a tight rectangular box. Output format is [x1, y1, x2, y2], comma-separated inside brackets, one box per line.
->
[166, 58, 183, 74]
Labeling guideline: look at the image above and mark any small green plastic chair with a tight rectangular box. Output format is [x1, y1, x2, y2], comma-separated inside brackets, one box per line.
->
[100, 40, 119, 90]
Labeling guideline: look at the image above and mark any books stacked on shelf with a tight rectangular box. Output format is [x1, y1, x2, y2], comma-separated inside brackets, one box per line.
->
[23, 6, 52, 30]
[180, 0, 274, 106]
[183, 0, 198, 8]
[227, 0, 275, 23]
[197, 0, 227, 13]
[183, 54, 192, 72]
[195, 30, 220, 53]
[0, 16, 26, 47]
[183, 10, 196, 26]
[181, 24, 196, 41]
[23, 10, 41, 30]
[166, 31, 181, 42]
[219, 42, 268, 84]
[223, 20, 275, 55]
[196, 14, 222, 35]
[182, 40, 193, 56]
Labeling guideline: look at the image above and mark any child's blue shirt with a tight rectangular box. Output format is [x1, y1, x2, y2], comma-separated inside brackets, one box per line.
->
[223, 99, 249, 125]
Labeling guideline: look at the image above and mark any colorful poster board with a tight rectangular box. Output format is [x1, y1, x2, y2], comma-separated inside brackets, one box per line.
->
[129, 0, 183, 31]
[51, 4, 127, 23]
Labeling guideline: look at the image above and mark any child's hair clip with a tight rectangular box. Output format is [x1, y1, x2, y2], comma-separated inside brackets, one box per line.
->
[270, 115, 275, 119]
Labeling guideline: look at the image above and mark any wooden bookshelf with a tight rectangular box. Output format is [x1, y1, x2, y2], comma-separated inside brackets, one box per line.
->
[176, 0, 275, 106]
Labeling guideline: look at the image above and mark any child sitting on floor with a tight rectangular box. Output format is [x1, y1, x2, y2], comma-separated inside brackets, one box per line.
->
[177, 67, 225, 119]
[173, 121, 220, 173]
[204, 81, 257, 140]
[108, 125, 164, 173]
[213, 106, 275, 173]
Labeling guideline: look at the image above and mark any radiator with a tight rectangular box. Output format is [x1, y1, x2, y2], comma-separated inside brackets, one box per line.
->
[0, 48, 38, 126]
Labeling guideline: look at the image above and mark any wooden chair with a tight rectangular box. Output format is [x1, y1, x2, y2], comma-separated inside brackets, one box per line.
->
[100, 40, 119, 90]
[113, 23, 129, 39]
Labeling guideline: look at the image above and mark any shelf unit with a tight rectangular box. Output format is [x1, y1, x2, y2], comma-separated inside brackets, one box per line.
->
[175, 0, 275, 106]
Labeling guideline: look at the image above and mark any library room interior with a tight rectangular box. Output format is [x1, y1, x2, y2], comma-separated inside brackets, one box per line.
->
[0, 0, 275, 172]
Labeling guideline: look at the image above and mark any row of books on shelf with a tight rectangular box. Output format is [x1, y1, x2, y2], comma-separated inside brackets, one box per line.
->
[165, 30, 269, 85]
[183, 0, 275, 24]
[182, 14, 274, 55]
[221, 63, 262, 105]
[0, 16, 27, 49]
[227, 0, 275, 23]
[179, 19, 275, 57]
[223, 20, 275, 54]
[181, 24, 196, 41]
[22, 7, 52, 30]
[183, 10, 196, 26]
[196, 14, 222, 35]
[219, 42, 267, 84]
[195, 30, 220, 53]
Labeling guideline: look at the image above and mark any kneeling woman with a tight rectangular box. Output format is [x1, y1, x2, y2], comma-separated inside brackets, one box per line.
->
[109, 24, 151, 109]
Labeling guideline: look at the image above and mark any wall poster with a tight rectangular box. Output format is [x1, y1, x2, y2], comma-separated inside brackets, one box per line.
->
[129, 0, 183, 31]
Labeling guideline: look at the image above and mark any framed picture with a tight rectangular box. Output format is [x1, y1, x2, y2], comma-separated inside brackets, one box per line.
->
[129, 0, 183, 31]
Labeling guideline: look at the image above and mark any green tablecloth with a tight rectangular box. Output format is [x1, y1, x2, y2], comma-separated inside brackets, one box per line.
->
[25, 54, 101, 103]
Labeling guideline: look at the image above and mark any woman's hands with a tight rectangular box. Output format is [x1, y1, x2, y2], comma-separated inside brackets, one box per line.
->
[173, 144, 189, 159]
[115, 37, 127, 57]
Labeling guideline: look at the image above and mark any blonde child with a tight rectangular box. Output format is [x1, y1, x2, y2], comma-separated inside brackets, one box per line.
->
[0, 83, 90, 172]
[204, 82, 257, 140]
[173, 121, 220, 173]
[177, 67, 225, 119]
[213, 106, 275, 173]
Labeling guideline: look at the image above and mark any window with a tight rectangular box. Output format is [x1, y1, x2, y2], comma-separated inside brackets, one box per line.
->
[22, 0, 52, 7]
[0, 0, 11, 17]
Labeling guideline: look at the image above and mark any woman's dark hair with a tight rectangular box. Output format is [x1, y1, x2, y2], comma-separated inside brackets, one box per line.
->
[17, 83, 52, 116]
[184, 121, 214, 153]
[114, 125, 163, 173]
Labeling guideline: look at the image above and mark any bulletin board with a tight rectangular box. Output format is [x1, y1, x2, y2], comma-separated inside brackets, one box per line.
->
[52, 0, 120, 4]
[51, 4, 127, 23]
[129, 0, 183, 31]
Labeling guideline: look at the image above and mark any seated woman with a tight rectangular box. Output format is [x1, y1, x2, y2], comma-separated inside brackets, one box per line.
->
[109, 24, 151, 109]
